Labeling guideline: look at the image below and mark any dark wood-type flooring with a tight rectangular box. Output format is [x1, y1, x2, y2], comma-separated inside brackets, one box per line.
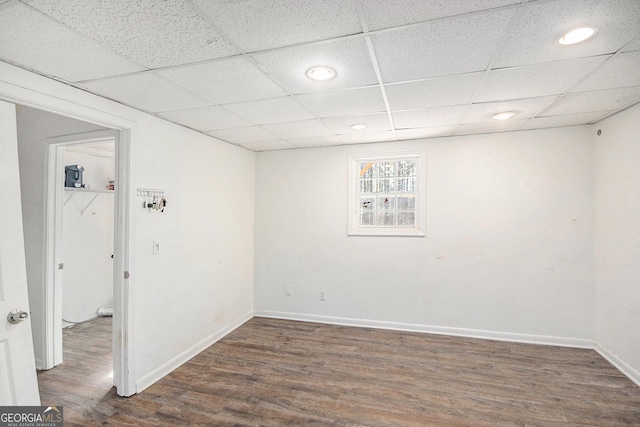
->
[37, 317, 640, 426]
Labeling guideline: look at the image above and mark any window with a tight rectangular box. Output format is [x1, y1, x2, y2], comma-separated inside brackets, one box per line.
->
[348, 151, 426, 236]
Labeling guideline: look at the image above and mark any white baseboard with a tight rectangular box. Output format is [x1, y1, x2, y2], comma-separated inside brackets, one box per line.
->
[136, 310, 254, 393]
[255, 310, 593, 349]
[594, 342, 640, 388]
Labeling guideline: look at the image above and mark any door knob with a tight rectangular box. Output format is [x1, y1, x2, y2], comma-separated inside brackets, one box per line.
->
[7, 309, 28, 324]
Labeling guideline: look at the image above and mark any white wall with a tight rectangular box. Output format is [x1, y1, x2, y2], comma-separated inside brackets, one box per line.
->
[594, 103, 640, 384]
[255, 127, 595, 344]
[62, 150, 114, 322]
[6, 61, 255, 389]
[16, 106, 106, 366]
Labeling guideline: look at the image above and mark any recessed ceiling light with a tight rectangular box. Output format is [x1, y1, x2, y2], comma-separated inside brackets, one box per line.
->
[557, 26, 597, 45]
[350, 124, 367, 130]
[306, 66, 336, 81]
[492, 111, 516, 120]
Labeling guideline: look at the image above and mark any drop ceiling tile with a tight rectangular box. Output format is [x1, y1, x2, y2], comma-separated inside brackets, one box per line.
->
[337, 131, 397, 144]
[541, 87, 640, 116]
[81, 73, 210, 112]
[495, 0, 640, 68]
[394, 126, 455, 140]
[524, 112, 606, 130]
[27, 0, 238, 69]
[571, 51, 640, 92]
[207, 126, 279, 144]
[372, 9, 515, 83]
[262, 119, 334, 139]
[192, 0, 362, 52]
[286, 135, 342, 148]
[295, 86, 386, 117]
[253, 38, 378, 94]
[453, 119, 527, 136]
[242, 140, 296, 152]
[322, 113, 391, 135]
[461, 96, 558, 124]
[0, 3, 143, 82]
[158, 57, 286, 105]
[362, 0, 520, 31]
[392, 106, 468, 129]
[158, 106, 251, 131]
[385, 73, 483, 110]
[223, 96, 314, 125]
[474, 56, 608, 102]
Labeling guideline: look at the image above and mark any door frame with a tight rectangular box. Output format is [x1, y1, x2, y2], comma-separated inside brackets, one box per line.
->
[0, 80, 137, 397]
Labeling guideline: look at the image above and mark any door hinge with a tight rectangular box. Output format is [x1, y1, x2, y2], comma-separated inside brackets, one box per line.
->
[124, 271, 129, 279]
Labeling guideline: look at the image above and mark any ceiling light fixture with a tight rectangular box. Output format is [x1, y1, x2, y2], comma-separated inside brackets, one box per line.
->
[492, 111, 516, 120]
[557, 26, 597, 45]
[306, 66, 336, 81]
[350, 124, 367, 130]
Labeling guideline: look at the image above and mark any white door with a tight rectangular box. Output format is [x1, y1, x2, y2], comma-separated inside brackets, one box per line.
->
[0, 100, 40, 405]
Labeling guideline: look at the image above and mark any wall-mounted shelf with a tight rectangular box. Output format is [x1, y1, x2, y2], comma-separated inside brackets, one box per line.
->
[64, 187, 114, 215]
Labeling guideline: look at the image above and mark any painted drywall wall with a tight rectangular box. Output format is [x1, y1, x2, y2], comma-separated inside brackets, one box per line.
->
[594, 103, 640, 383]
[255, 127, 595, 343]
[62, 150, 114, 323]
[6, 61, 255, 388]
[16, 106, 106, 367]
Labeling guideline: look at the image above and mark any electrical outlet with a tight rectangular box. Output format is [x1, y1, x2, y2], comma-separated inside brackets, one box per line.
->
[285, 285, 292, 296]
[153, 241, 160, 254]
[320, 290, 326, 301]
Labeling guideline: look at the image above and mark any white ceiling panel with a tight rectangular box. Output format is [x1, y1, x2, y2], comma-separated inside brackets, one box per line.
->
[223, 96, 314, 125]
[286, 135, 342, 149]
[362, 0, 520, 31]
[322, 113, 392, 135]
[27, 0, 238, 69]
[385, 73, 483, 111]
[393, 106, 468, 129]
[207, 126, 278, 144]
[474, 56, 609, 102]
[524, 111, 607, 130]
[262, 119, 334, 140]
[242, 140, 296, 152]
[192, 0, 362, 52]
[372, 9, 515, 83]
[623, 38, 640, 52]
[158, 105, 251, 131]
[337, 131, 397, 144]
[453, 119, 527, 136]
[253, 38, 379, 94]
[495, 0, 640, 68]
[571, 51, 640, 93]
[157, 57, 286, 104]
[0, 3, 143, 82]
[81, 73, 210, 113]
[461, 96, 558, 124]
[541, 87, 640, 116]
[295, 86, 386, 118]
[393, 126, 455, 140]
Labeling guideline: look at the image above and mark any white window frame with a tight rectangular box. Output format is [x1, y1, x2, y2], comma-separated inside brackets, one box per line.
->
[348, 150, 426, 237]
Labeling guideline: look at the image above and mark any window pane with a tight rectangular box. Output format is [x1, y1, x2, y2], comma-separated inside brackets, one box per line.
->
[377, 178, 395, 193]
[377, 161, 395, 177]
[359, 179, 375, 193]
[397, 177, 416, 192]
[358, 162, 376, 178]
[397, 196, 416, 210]
[376, 196, 395, 210]
[397, 160, 416, 177]
[397, 212, 415, 227]
[359, 196, 375, 210]
[376, 211, 395, 226]
[359, 211, 375, 226]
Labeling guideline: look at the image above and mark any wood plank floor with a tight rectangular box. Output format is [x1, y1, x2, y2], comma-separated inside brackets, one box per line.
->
[37, 317, 640, 426]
